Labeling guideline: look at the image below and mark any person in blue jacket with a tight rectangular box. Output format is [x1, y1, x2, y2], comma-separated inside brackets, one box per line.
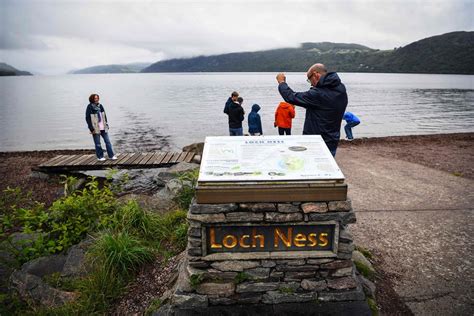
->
[343, 112, 361, 140]
[276, 63, 348, 156]
[248, 104, 263, 136]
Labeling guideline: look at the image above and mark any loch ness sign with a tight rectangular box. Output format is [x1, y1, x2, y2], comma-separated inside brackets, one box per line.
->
[204, 223, 338, 255]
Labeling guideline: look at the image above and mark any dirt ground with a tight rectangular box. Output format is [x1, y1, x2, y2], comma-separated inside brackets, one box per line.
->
[1, 133, 473, 314]
[338, 133, 474, 179]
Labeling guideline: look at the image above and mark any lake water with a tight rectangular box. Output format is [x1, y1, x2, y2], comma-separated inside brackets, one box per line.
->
[0, 73, 473, 152]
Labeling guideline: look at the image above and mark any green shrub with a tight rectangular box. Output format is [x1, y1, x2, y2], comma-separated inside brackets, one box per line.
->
[0, 187, 43, 239]
[0, 177, 118, 265]
[89, 231, 154, 278]
[1, 175, 190, 315]
[174, 169, 199, 209]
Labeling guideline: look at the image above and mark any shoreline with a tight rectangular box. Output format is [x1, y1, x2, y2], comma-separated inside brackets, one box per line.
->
[0, 132, 472, 155]
[1, 132, 472, 208]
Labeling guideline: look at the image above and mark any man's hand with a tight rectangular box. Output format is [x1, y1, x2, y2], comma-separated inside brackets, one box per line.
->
[276, 73, 286, 84]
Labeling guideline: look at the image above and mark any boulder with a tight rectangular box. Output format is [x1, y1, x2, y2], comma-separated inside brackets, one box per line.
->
[182, 142, 204, 156]
[10, 271, 77, 307]
[21, 254, 66, 277]
[61, 238, 93, 277]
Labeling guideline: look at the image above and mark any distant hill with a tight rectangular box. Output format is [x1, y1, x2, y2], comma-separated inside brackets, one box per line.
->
[71, 62, 151, 74]
[0, 63, 33, 76]
[142, 32, 474, 74]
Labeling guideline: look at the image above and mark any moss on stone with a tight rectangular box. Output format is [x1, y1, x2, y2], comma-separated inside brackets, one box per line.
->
[355, 246, 373, 260]
[354, 260, 375, 281]
[367, 297, 379, 316]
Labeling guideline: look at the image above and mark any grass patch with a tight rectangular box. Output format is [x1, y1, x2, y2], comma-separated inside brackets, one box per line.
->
[89, 231, 154, 278]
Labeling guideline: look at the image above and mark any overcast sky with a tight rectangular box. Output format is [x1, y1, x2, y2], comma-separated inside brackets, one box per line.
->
[1, 0, 473, 75]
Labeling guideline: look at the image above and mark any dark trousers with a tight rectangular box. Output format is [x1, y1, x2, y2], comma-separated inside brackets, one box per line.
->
[92, 130, 115, 158]
[344, 121, 360, 139]
[278, 127, 291, 135]
[229, 128, 243, 136]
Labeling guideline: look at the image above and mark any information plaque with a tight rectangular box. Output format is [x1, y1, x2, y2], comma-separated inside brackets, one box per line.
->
[198, 135, 345, 183]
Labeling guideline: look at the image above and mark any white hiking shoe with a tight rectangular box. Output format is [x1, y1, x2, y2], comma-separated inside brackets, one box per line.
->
[97, 157, 106, 161]
[109, 155, 118, 160]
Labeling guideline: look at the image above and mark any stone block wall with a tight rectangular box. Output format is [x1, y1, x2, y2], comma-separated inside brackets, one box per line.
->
[169, 199, 364, 309]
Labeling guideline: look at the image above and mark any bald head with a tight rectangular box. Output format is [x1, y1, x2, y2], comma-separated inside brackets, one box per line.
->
[306, 63, 327, 86]
[307, 63, 327, 76]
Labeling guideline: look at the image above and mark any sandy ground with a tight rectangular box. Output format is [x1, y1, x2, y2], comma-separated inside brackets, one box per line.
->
[1, 133, 473, 314]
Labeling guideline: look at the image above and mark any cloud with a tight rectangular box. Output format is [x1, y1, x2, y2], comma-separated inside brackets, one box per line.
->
[1, 0, 473, 74]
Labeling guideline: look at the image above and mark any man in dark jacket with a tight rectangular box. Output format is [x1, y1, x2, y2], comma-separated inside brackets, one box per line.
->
[224, 91, 245, 136]
[276, 64, 348, 156]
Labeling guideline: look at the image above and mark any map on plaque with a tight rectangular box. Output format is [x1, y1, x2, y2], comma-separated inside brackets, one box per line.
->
[198, 135, 345, 183]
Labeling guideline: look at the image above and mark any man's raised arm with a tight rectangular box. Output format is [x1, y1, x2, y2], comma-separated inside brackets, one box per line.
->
[276, 73, 320, 109]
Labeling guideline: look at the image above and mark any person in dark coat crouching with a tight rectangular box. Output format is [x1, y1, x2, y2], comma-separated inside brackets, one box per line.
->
[276, 63, 348, 156]
[248, 104, 263, 136]
[85, 94, 117, 161]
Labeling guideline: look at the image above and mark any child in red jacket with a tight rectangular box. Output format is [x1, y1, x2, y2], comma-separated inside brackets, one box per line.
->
[274, 102, 295, 135]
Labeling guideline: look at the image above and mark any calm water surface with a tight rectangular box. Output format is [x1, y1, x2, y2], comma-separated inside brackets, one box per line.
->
[0, 73, 473, 151]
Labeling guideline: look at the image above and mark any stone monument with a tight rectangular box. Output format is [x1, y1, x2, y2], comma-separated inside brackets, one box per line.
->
[156, 136, 369, 315]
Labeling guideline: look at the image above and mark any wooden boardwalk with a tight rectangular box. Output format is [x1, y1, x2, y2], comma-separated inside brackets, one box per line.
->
[36, 151, 196, 172]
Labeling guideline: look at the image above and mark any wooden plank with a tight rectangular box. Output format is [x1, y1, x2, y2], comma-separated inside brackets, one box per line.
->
[196, 185, 347, 204]
[120, 153, 138, 165]
[102, 153, 123, 166]
[77, 155, 99, 166]
[114, 153, 132, 165]
[161, 152, 174, 164]
[184, 152, 195, 163]
[137, 152, 155, 165]
[150, 152, 167, 165]
[143, 152, 157, 164]
[44, 155, 70, 167]
[169, 152, 181, 164]
[126, 153, 147, 165]
[132, 153, 148, 165]
[72, 154, 94, 166]
[68, 154, 91, 166]
[176, 152, 188, 163]
[40, 155, 66, 167]
[145, 152, 160, 165]
[54, 155, 81, 166]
